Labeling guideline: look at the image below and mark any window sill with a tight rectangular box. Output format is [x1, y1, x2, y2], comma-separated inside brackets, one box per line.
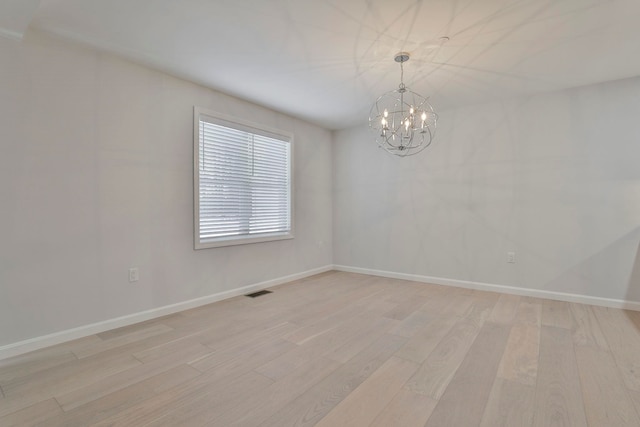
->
[195, 231, 294, 249]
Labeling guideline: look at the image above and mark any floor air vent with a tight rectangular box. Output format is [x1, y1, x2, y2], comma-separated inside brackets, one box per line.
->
[245, 290, 273, 298]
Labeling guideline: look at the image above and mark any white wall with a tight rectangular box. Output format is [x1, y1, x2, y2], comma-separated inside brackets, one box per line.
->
[334, 77, 640, 304]
[3, 30, 640, 352]
[0, 32, 333, 348]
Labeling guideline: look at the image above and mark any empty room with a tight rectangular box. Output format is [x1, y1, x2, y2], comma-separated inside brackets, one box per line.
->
[2, 0, 640, 425]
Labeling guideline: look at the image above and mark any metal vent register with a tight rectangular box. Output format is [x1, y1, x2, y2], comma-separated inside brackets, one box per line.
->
[245, 290, 273, 298]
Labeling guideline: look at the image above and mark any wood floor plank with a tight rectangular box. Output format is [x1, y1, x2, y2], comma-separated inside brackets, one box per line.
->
[34, 364, 200, 427]
[69, 323, 174, 359]
[254, 314, 382, 381]
[0, 391, 48, 419]
[480, 378, 535, 427]
[0, 353, 141, 418]
[143, 371, 276, 427]
[190, 323, 297, 372]
[284, 302, 371, 345]
[388, 309, 432, 338]
[0, 346, 77, 384]
[404, 293, 497, 397]
[7, 355, 140, 400]
[413, 281, 448, 296]
[383, 295, 429, 321]
[191, 337, 296, 376]
[629, 390, 640, 421]
[489, 294, 521, 324]
[199, 318, 298, 351]
[384, 285, 420, 305]
[404, 316, 484, 399]
[314, 356, 418, 427]
[592, 306, 640, 391]
[177, 296, 247, 319]
[160, 304, 255, 334]
[132, 336, 210, 363]
[424, 322, 511, 427]
[215, 357, 341, 426]
[627, 310, 640, 332]
[394, 312, 459, 364]
[49, 327, 200, 375]
[570, 303, 610, 350]
[95, 317, 175, 340]
[515, 300, 542, 325]
[323, 316, 399, 363]
[258, 333, 407, 427]
[1, 272, 639, 426]
[285, 276, 381, 326]
[0, 398, 62, 427]
[339, 281, 400, 316]
[369, 388, 437, 427]
[93, 370, 273, 427]
[87, 338, 291, 424]
[386, 289, 449, 339]
[440, 293, 476, 317]
[541, 300, 573, 329]
[253, 345, 329, 383]
[55, 339, 212, 411]
[458, 291, 499, 326]
[497, 314, 540, 386]
[575, 345, 640, 425]
[533, 326, 587, 427]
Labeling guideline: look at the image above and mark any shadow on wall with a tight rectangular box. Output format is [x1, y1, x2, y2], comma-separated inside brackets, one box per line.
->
[625, 240, 640, 333]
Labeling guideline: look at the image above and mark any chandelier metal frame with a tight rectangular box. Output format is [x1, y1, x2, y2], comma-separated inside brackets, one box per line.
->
[369, 52, 438, 157]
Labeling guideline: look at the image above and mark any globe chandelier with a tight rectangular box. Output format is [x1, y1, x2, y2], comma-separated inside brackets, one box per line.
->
[369, 52, 437, 157]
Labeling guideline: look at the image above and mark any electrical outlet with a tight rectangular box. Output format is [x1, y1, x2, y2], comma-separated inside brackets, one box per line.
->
[128, 267, 139, 282]
[507, 252, 516, 263]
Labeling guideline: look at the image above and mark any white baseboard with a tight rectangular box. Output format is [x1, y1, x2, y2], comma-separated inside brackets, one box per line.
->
[0, 265, 333, 361]
[4, 263, 638, 361]
[333, 264, 640, 311]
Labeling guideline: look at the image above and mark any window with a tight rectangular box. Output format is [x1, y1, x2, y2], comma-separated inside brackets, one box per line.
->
[194, 107, 293, 249]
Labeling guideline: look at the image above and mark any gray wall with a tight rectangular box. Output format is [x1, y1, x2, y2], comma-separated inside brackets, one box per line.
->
[0, 32, 333, 347]
[334, 77, 640, 303]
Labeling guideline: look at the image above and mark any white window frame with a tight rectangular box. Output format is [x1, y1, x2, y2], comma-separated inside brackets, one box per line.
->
[193, 107, 294, 249]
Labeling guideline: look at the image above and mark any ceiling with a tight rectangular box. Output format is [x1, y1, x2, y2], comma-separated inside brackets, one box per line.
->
[4, 0, 640, 130]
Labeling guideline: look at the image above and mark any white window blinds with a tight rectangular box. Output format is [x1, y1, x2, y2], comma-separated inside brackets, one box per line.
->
[195, 109, 293, 248]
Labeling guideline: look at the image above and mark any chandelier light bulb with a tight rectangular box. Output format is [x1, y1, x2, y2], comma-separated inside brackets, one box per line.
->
[368, 52, 438, 157]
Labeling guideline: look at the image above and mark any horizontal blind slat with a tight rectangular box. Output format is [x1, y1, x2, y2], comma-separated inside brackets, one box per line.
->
[198, 115, 291, 243]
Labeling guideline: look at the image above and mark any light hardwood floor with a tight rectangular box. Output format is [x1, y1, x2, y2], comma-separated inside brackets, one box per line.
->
[1, 271, 640, 426]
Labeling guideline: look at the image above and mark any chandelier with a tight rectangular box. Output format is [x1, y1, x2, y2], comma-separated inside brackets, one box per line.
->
[369, 52, 437, 157]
